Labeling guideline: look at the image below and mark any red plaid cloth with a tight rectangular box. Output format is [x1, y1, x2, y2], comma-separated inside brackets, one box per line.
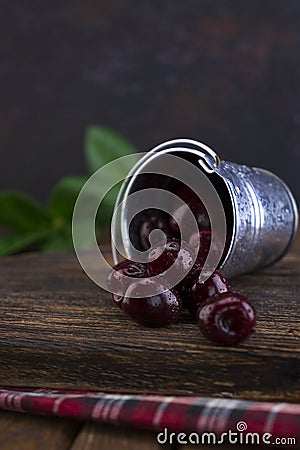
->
[0, 388, 299, 441]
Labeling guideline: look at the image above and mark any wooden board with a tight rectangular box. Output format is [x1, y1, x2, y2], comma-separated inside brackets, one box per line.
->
[70, 423, 167, 450]
[0, 235, 299, 402]
[0, 412, 80, 450]
[0, 413, 169, 450]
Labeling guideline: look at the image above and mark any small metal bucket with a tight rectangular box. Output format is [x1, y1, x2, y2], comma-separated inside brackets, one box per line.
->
[115, 139, 298, 279]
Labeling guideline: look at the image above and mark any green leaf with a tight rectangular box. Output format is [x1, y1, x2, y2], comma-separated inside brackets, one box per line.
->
[83, 126, 139, 227]
[0, 191, 49, 233]
[84, 126, 138, 173]
[96, 182, 122, 226]
[49, 126, 139, 238]
[48, 176, 87, 221]
[39, 226, 74, 252]
[0, 230, 50, 257]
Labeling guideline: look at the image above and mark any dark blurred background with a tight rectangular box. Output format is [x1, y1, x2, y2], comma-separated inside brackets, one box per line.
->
[0, 0, 299, 203]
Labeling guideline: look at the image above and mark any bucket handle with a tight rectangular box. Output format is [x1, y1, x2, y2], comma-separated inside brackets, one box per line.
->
[149, 139, 221, 173]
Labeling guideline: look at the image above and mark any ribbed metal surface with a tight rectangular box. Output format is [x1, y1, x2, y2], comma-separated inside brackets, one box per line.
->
[218, 161, 298, 278]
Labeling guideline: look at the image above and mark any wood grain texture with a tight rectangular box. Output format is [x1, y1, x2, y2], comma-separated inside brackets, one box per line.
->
[70, 422, 169, 450]
[0, 412, 80, 450]
[0, 235, 299, 402]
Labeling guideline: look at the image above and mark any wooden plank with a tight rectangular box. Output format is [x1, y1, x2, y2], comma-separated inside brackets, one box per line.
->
[70, 422, 170, 450]
[0, 235, 298, 401]
[0, 411, 80, 450]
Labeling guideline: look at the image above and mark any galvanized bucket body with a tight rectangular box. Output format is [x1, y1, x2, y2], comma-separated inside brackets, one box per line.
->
[214, 160, 298, 278]
[116, 139, 298, 279]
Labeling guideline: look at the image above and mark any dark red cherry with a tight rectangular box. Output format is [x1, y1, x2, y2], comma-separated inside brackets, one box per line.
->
[139, 210, 180, 250]
[170, 185, 210, 240]
[147, 238, 199, 302]
[189, 229, 212, 262]
[175, 256, 204, 301]
[197, 292, 256, 345]
[148, 237, 195, 283]
[122, 279, 182, 327]
[107, 259, 148, 308]
[186, 270, 231, 319]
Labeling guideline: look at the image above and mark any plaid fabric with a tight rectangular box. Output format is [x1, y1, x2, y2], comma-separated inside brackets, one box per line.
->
[0, 388, 298, 441]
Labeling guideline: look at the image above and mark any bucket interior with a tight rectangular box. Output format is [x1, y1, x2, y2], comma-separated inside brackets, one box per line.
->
[123, 149, 234, 268]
